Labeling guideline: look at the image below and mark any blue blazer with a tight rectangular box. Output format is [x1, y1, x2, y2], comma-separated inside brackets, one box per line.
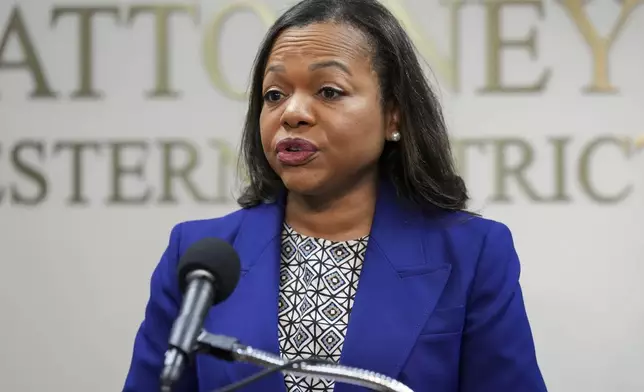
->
[123, 183, 547, 392]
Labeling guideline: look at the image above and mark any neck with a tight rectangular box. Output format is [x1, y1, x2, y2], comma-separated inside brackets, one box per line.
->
[285, 177, 378, 242]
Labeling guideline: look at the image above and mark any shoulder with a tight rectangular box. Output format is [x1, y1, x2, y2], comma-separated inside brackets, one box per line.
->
[423, 210, 518, 274]
[435, 211, 514, 247]
[168, 207, 250, 254]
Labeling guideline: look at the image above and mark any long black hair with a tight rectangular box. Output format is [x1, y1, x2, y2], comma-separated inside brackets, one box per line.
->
[236, 0, 469, 212]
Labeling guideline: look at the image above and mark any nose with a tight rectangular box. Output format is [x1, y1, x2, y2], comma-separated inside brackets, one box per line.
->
[280, 92, 315, 129]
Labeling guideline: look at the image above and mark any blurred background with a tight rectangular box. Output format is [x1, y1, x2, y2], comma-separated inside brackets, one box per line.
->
[0, 0, 642, 391]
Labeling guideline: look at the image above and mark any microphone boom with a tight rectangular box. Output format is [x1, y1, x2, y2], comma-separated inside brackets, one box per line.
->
[196, 331, 414, 392]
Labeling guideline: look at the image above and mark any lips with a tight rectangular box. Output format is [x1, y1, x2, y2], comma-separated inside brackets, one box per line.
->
[275, 138, 319, 166]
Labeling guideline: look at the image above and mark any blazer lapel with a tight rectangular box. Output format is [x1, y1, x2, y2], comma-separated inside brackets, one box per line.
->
[203, 200, 287, 392]
[336, 183, 452, 392]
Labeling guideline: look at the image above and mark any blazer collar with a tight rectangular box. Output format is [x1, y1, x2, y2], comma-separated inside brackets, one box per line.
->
[224, 180, 452, 390]
[234, 180, 448, 271]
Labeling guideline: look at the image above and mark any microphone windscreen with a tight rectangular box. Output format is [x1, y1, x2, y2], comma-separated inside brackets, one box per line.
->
[177, 237, 241, 305]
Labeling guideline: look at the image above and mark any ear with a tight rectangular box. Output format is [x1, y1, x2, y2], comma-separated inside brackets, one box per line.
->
[384, 104, 400, 140]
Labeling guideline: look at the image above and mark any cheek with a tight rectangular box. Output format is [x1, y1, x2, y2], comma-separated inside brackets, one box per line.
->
[358, 135, 386, 162]
[259, 128, 271, 153]
[259, 110, 279, 152]
[327, 112, 385, 157]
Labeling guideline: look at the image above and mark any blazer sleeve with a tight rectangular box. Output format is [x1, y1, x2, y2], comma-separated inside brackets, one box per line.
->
[459, 222, 547, 392]
[123, 223, 199, 392]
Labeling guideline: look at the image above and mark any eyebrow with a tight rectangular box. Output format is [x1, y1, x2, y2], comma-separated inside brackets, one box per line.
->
[265, 64, 285, 75]
[264, 60, 352, 76]
[309, 60, 352, 76]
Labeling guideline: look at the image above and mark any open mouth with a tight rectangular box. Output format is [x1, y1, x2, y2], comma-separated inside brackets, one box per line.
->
[275, 138, 319, 166]
[275, 138, 318, 153]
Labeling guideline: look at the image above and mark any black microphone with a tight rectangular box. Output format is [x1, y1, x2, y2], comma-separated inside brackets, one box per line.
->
[160, 237, 241, 391]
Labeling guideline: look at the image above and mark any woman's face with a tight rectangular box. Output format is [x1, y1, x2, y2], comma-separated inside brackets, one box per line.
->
[259, 22, 398, 197]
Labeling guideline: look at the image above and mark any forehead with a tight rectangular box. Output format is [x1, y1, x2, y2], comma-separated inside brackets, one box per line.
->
[266, 22, 372, 70]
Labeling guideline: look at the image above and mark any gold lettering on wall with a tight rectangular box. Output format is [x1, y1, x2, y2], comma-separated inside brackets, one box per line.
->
[452, 138, 488, 180]
[11, 140, 48, 205]
[479, 0, 550, 93]
[578, 137, 632, 203]
[106, 141, 152, 204]
[50, 6, 120, 99]
[202, 2, 276, 100]
[1, 1, 641, 99]
[0, 136, 639, 207]
[635, 135, 644, 149]
[127, 4, 199, 98]
[559, 0, 644, 93]
[548, 137, 571, 202]
[209, 139, 238, 203]
[0, 7, 57, 98]
[382, 0, 466, 93]
[53, 141, 102, 205]
[159, 140, 214, 203]
[490, 138, 550, 202]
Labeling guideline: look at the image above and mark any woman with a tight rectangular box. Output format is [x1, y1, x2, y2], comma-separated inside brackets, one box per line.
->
[123, 0, 547, 391]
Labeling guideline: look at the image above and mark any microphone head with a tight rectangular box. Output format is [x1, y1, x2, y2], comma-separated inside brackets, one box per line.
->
[177, 237, 241, 305]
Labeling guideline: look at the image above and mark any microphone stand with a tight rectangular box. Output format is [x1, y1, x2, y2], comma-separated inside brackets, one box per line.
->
[195, 331, 414, 392]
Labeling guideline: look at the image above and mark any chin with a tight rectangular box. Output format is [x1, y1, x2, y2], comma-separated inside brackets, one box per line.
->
[279, 171, 326, 196]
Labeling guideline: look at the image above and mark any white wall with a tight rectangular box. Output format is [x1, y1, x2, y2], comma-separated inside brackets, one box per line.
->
[0, 0, 642, 391]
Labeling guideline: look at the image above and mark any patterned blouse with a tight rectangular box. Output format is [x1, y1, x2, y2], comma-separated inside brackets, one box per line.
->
[278, 223, 368, 392]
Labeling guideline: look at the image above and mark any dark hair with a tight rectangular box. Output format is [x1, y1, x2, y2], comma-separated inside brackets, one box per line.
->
[236, 0, 469, 213]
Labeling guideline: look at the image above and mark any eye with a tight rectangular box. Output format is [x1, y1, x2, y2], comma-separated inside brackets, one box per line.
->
[318, 86, 344, 100]
[263, 89, 284, 103]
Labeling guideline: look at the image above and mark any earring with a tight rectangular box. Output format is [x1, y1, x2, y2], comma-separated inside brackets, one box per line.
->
[390, 131, 401, 142]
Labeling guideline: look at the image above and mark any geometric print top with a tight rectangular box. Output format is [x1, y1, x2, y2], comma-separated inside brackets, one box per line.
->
[278, 222, 368, 392]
